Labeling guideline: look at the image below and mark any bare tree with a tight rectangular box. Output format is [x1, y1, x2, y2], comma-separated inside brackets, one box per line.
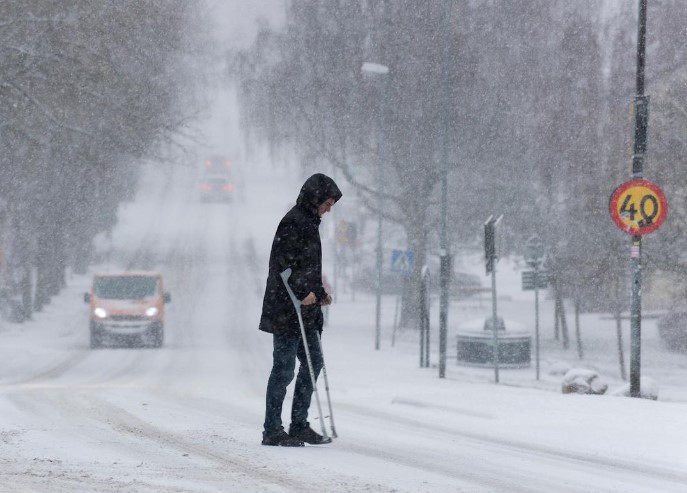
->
[233, 0, 687, 336]
[0, 1, 210, 316]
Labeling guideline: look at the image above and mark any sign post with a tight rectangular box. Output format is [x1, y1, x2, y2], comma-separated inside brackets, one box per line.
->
[522, 235, 547, 380]
[609, 178, 667, 397]
[484, 215, 502, 383]
[419, 266, 431, 368]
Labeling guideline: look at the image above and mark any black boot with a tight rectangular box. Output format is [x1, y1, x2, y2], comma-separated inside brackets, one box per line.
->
[262, 430, 305, 447]
[288, 425, 332, 445]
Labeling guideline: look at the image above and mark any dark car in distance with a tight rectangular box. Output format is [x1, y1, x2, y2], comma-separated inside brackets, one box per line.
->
[199, 174, 234, 202]
[199, 156, 236, 203]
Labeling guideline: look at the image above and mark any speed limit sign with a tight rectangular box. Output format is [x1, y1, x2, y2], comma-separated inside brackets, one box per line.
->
[609, 179, 667, 235]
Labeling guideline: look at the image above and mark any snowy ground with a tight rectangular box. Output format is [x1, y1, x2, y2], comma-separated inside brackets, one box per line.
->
[1, 162, 686, 493]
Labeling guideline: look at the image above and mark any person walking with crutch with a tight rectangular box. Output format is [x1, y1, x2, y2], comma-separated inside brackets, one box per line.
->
[259, 173, 341, 447]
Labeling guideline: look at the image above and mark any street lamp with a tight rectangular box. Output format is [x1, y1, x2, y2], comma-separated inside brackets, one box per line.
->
[438, 0, 452, 378]
[361, 61, 388, 351]
[361, 62, 389, 76]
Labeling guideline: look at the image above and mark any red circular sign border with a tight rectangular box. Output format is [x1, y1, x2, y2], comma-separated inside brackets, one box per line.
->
[609, 178, 667, 236]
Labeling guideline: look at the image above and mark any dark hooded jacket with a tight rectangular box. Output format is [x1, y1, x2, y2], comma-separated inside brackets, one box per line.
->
[259, 174, 342, 337]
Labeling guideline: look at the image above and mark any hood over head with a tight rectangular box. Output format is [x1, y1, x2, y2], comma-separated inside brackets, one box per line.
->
[296, 173, 342, 216]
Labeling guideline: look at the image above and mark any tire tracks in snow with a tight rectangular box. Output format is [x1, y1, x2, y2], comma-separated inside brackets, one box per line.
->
[1, 388, 273, 493]
[3, 319, 91, 387]
[61, 390, 344, 493]
[335, 402, 687, 493]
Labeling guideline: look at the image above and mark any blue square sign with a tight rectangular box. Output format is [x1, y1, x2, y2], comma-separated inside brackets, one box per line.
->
[391, 249, 414, 274]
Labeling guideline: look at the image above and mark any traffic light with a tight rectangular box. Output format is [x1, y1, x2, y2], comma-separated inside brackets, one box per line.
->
[485, 216, 496, 275]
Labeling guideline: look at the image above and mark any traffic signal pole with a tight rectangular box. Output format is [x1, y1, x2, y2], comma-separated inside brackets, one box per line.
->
[485, 215, 502, 383]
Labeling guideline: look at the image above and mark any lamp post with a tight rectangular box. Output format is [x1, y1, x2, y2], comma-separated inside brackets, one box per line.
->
[438, 0, 451, 378]
[361, 61, 389, 351]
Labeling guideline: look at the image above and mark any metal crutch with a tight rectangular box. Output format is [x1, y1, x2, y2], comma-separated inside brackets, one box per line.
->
[315, 331, 338, 438]
[280, 269, 329, 441]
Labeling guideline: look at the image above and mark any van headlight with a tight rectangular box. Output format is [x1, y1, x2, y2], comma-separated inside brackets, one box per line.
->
[145, 307, 159, 317]
[94, 307, 108, 319]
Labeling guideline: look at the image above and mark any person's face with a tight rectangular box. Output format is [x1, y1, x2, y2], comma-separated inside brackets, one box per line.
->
[318, 198, 337, 217]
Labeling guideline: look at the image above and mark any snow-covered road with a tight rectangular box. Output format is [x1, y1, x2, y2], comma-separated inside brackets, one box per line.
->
[1, 164, 686, 492]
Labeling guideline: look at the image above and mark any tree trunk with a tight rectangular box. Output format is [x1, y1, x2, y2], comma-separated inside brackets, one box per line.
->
[399, 275, 418, 329]
[34, 229, 53, 311]
[574, 298, 584, 359]
[20, 265, 33, 321]
[13, 218, 34, 321]
[554, 297, 560, 340]
[398, 219, 429, 331]
[72, 235, 92, 276]
[34, 262, 48, 312]
[554, 284, 570, 350]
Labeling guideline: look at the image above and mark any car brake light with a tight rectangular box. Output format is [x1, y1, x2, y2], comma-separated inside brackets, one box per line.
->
[223, 183, 234, 192]
[224, 160, 232, 168]
[201, 183, 212, 191]
[205, 160, 212, 168]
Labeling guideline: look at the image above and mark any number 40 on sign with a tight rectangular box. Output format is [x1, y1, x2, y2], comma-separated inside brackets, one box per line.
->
[609, 179, 667, 235]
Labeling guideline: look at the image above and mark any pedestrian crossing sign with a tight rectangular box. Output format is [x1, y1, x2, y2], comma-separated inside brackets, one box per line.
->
[391, 249, 414, 274]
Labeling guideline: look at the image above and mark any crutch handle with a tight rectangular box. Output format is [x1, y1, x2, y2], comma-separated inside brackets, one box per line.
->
[280, 268, 302, 310]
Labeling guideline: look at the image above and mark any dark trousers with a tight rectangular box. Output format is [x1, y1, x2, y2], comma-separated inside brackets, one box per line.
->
[263, 332, 323, 435]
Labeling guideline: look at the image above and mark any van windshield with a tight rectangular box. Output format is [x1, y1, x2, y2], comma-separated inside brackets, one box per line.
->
[94, 276, 159, 300]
